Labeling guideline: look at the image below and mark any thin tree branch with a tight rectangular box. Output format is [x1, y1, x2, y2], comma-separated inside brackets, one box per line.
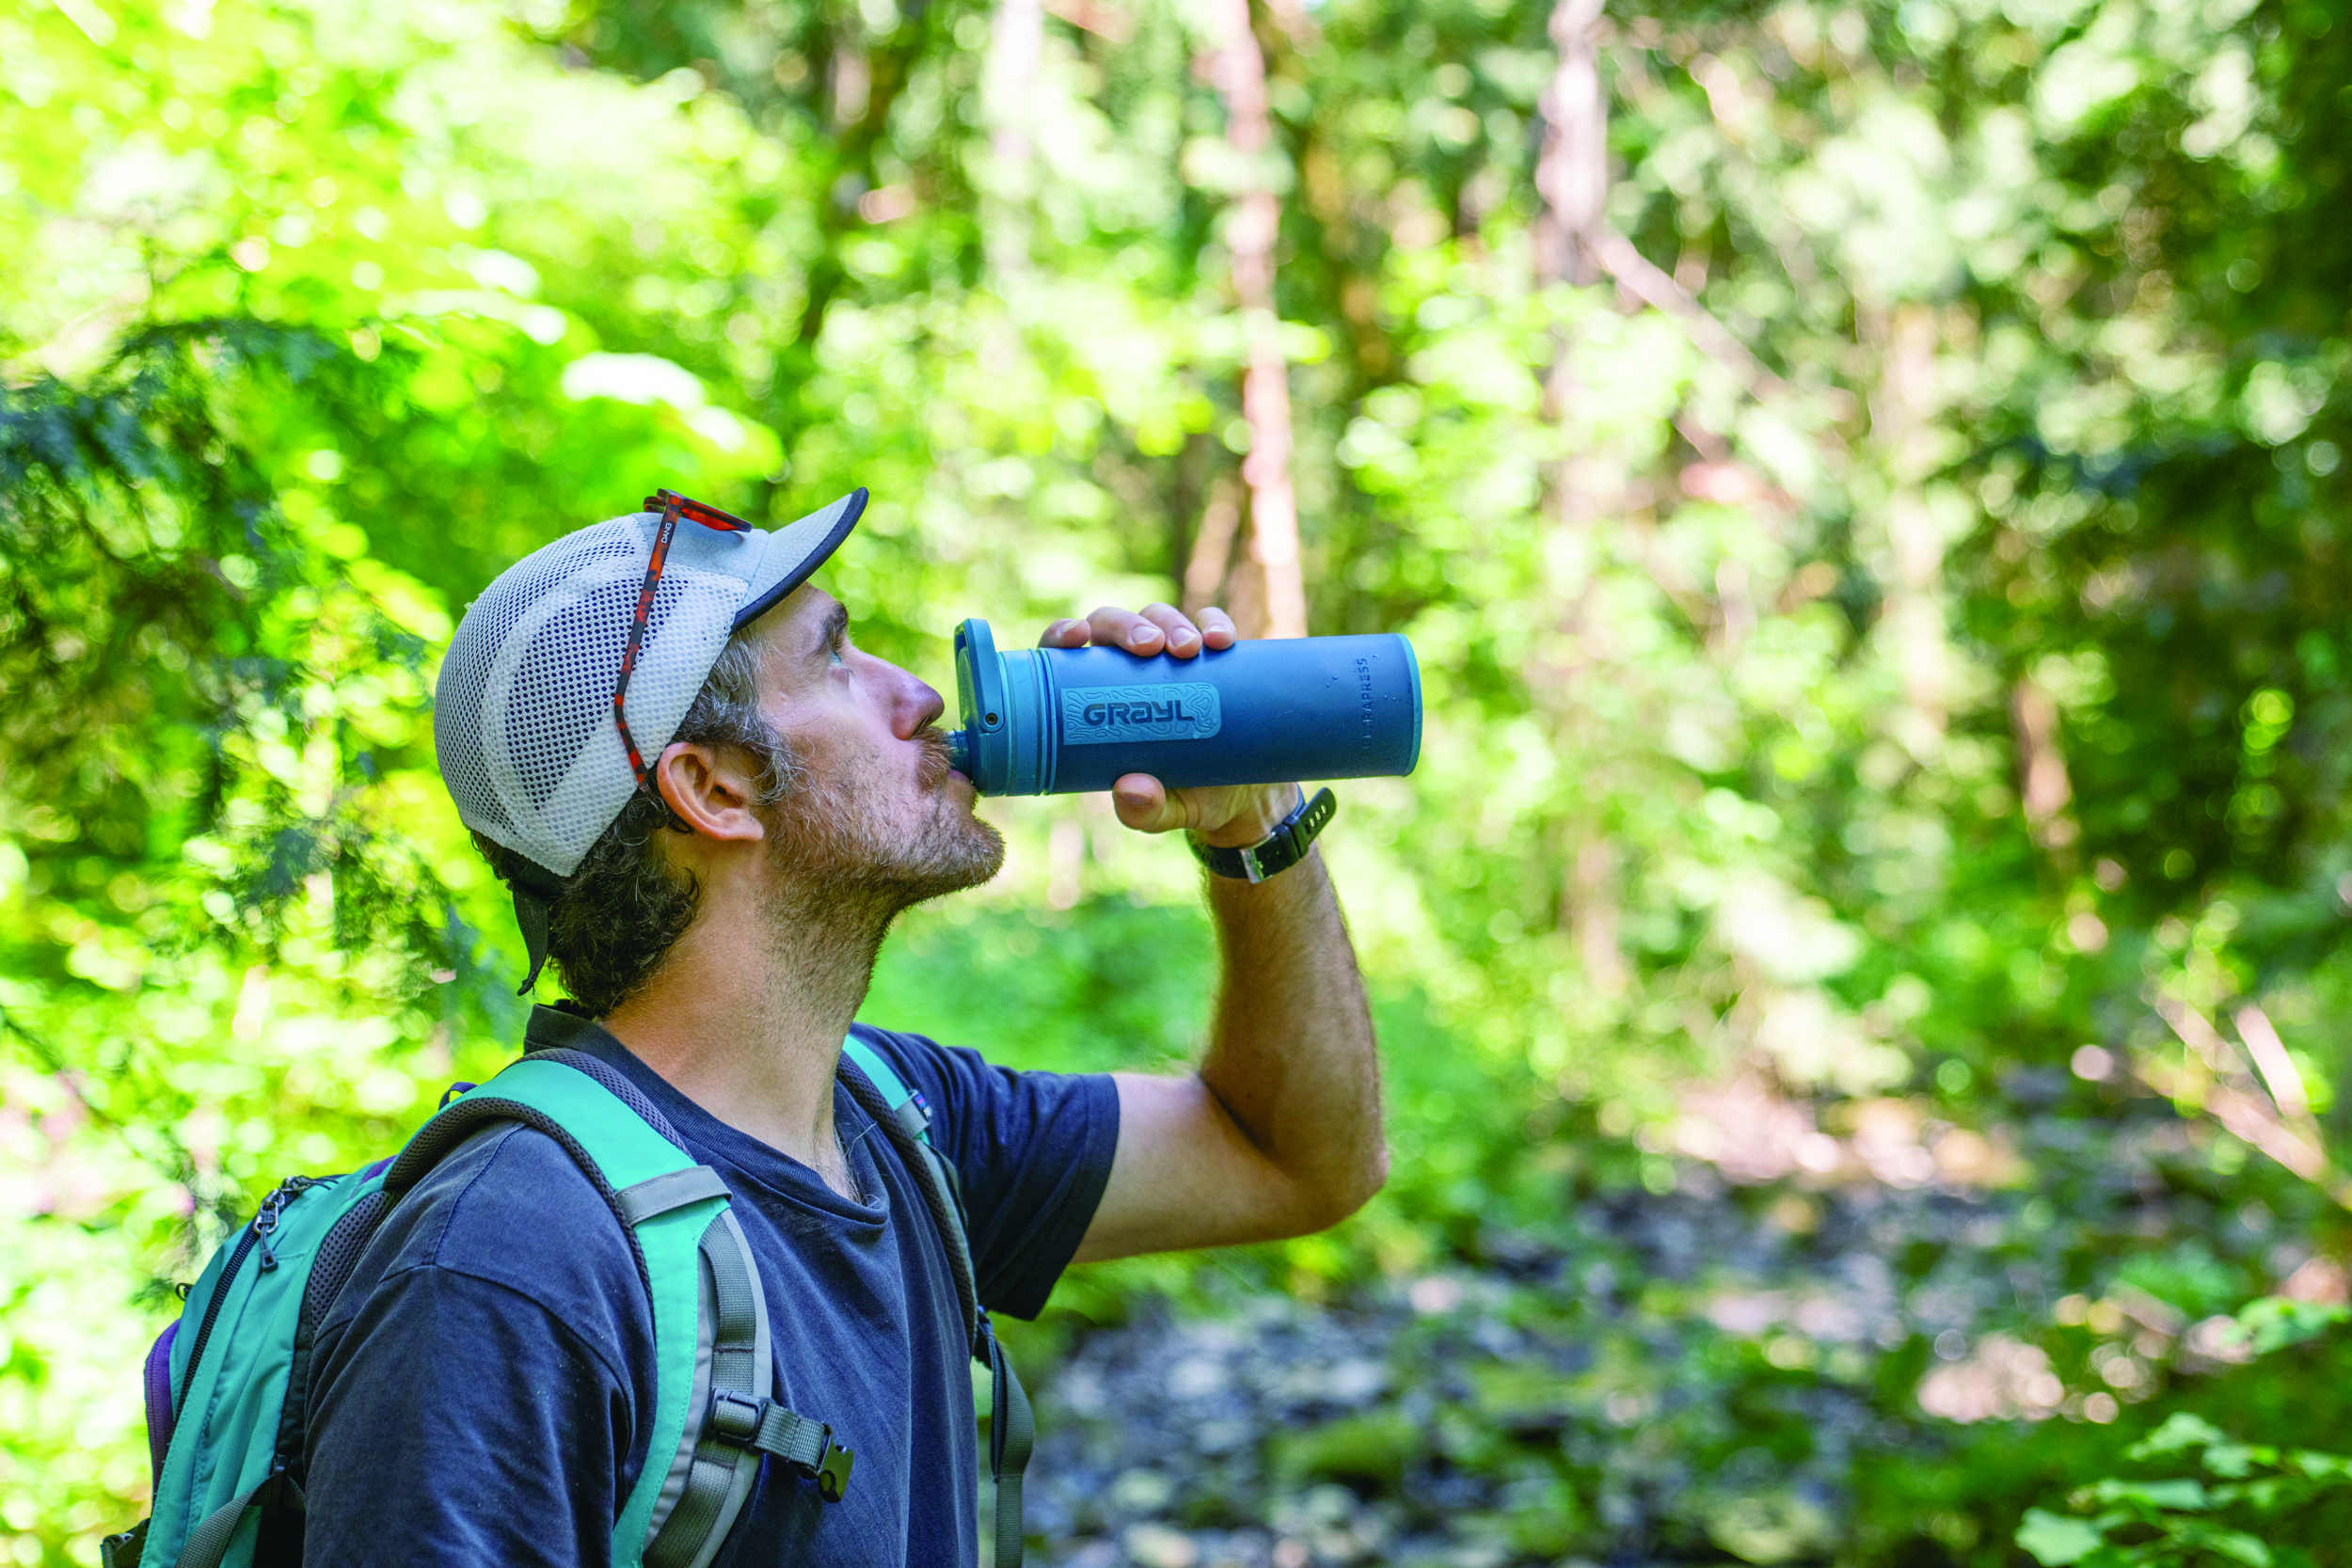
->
[2234, 1002, 2316, 1126]
[1581, 229, 1789, 400]
[2146, 996, 2352, 1208]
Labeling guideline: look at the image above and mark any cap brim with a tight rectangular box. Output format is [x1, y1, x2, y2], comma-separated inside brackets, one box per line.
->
[732, 487, 869, 632]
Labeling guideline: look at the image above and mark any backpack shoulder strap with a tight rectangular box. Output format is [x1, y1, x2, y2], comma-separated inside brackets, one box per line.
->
[840, 1036, 934, 1146]
[384, 1050, 687, 1287]
[835, 1036, 975, 1332]
[834, 1033, 1035, 1568]
[396, 1052, 850, 1568]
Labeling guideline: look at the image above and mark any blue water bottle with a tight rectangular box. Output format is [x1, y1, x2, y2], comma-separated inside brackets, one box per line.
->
[941, 618, 1422, 796]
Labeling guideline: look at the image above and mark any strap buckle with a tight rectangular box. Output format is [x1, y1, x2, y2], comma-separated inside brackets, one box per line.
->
[100, 1521, 148, 1568]
[707, 1390, 856, 1503]
[707, 1388, 762, 1445]
[815, 1436, 856, 1503]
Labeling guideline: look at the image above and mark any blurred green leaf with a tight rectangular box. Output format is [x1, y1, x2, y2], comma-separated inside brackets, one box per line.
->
[2020, 1508, 2106, 1566]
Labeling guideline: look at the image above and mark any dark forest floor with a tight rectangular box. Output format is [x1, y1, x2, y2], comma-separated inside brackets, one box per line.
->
[1010, 1119, 2333, 1568]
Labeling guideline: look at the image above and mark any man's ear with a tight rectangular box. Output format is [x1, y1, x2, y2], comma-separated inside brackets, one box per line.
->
[653, 740, 767, 843]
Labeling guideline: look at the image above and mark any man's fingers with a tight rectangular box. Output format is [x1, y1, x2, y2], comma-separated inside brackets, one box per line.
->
[1049, 601, 1232, 657]
[1083, 606, 1165, 654]
[1111, 774, 1190, 832]
[1049, 606, 1231, 656]
[1137, 602, 1202, 657]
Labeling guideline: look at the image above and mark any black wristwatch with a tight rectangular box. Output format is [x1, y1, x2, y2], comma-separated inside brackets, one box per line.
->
[1188, 787, 1337, 883]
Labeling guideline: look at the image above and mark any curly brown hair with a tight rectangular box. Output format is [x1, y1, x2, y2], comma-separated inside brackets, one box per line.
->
[472, 632, 797, 1016]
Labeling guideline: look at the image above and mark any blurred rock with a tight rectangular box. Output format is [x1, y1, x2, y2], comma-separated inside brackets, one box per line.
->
[1122, 1523, 1200, 1568]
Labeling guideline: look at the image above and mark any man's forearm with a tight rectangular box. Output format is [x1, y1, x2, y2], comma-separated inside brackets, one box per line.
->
[1196, 848, 1386, 1225]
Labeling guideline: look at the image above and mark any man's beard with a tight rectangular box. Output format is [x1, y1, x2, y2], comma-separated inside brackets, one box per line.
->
[758, 729, 1005, 937]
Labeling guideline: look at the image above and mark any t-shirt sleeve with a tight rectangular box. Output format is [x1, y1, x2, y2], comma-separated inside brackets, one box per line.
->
[852, 1027, 1120, 1319]
[303, 1125, 657, 1567]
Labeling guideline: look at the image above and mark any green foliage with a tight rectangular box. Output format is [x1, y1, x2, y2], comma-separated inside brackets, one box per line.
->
[2013, 1305, 2352, 1568]
[5, 0, 2352, 1560]
[2020, 1412, 2352, 1568]
[2232, 1297, 2349, 1357]
[3, 323, 455, 968]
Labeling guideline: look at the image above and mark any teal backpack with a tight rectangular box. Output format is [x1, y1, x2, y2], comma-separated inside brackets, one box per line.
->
[103, 1037, 1033, 1568]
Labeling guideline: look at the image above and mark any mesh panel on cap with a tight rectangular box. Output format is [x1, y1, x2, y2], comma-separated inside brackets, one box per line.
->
[435, 514, 744, 879]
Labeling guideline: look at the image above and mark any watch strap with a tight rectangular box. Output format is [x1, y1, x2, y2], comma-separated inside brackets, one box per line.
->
[1188, 787, 1337, 883]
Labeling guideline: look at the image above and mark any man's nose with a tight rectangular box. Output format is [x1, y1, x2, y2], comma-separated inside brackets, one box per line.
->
[892, 665, 946, 739]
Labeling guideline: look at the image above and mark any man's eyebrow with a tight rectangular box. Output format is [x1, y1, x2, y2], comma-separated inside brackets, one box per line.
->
[812, 600, 849, 657]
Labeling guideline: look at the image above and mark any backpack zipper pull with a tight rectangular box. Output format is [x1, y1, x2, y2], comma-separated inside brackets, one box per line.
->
[251, 1175, 317, 1272]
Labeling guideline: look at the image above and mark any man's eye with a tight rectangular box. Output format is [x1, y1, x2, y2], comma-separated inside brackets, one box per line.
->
[829, 638, 849, 667]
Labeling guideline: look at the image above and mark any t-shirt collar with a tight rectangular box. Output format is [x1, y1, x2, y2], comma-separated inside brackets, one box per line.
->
[517, 1003, 887, 1222]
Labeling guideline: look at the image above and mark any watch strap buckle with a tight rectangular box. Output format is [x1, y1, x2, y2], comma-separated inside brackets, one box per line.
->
[1190, 787, 1336, 883]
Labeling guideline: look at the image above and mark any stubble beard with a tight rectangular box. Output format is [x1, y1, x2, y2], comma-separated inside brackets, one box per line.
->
[758, 731, 1005, 942]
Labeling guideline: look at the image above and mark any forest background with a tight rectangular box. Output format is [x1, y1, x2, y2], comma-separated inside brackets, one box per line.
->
[5, 0, 2352, 1561]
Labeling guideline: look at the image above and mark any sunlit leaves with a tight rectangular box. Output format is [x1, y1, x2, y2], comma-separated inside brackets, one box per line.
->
[2, 0, 2351, 1557]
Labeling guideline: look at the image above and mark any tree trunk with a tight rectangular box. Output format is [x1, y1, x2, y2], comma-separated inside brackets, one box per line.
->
[1184, 478, 1243, 618]
[984, 0, 1042, 278]
[1534, 0, 1606, 291]
[1209, 0, 1307, 638]
[1870, 302, 1951, 765]
[1535, 0, 1628, 998]
[2010, 675, 2079, 854]
[1534, 0, 1610, 533]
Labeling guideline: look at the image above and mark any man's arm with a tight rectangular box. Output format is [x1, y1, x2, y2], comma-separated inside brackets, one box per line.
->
[1044, 604, 1387, 1263]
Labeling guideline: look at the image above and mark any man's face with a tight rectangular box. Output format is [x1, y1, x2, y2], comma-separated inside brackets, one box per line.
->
[739, 584, 1004, 917]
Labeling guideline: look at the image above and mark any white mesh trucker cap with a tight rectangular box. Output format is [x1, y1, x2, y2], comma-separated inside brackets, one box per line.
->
[435, 486, 866, 974]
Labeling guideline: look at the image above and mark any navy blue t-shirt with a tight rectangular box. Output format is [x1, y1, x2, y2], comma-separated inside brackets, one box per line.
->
[302, 1006, 1119, 1565]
